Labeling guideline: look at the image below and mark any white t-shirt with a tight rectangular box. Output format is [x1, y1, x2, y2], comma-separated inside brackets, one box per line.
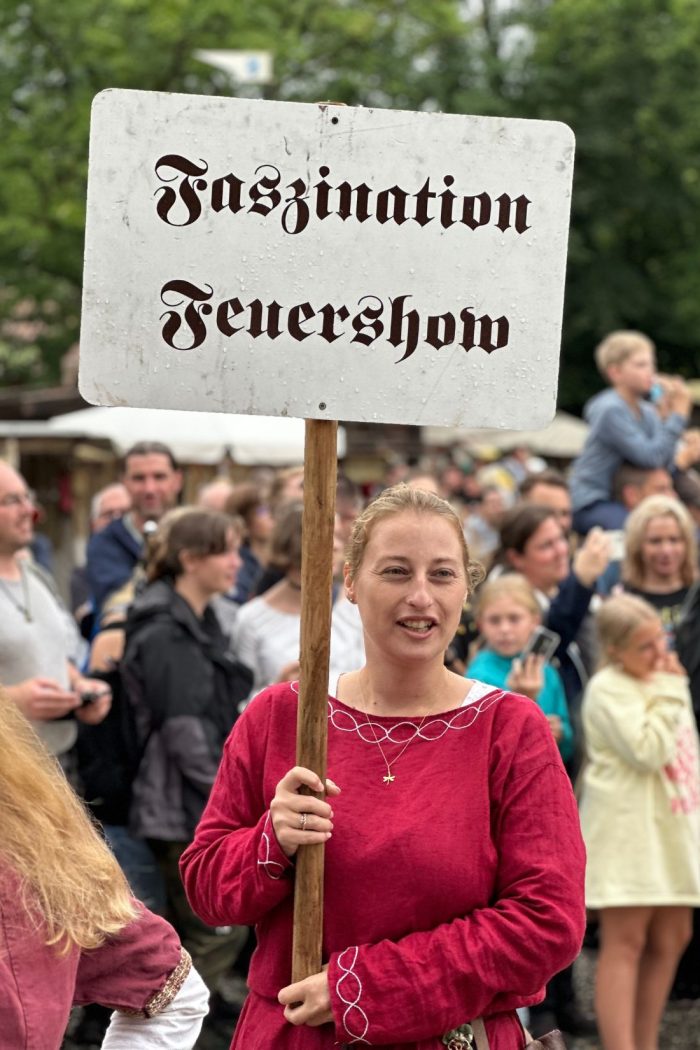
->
[233, 593, 365, 700]
[0, 563, 80, 755]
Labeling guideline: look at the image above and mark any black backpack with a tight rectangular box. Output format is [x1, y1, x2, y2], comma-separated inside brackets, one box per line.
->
[76, 660, 142, 826]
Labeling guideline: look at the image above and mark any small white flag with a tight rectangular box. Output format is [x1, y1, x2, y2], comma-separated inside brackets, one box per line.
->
[194, 49, 273, 85]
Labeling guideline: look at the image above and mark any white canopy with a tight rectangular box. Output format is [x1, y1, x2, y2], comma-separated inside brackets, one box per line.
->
[46, 406, 346, 466]
[420, 411, 589, 459]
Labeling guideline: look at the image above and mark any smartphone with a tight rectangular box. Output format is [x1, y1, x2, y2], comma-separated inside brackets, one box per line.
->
[520, 626, 561, 664]
[603, 529, 626, 561]
[80, 689, 109, 706]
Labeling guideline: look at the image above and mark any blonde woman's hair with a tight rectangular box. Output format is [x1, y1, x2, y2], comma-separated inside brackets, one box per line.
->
[345, 483, 484, 592]
[596, 594, 659, 666]
[621, 494, 697, 590]
[594, 330, 655, 378]
[0, 691, 137, 953]
[476, 573, 542, 619]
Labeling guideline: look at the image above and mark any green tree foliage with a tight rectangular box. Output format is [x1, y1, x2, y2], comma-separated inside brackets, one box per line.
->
[2, 0, 700, 409]
[509, 0, 700, 407]
[0, 0, 483, 385]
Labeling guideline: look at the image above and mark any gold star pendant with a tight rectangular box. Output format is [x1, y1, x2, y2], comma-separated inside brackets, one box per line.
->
[383, 773, 396, 783]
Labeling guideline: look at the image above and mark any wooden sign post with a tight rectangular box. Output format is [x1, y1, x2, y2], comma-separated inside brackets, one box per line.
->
[293, 418, 337, 980]
[80, 89, 575, 982]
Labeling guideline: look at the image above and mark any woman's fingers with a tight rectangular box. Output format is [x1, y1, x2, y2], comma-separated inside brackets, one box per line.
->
[279, 801, 334, 833]
[274, 768, 341, 811]
[270, 767, 341, 856]
[277, 765, 325, 793]
[272, 793, 333, 823]
[278, 971, 333, 1027]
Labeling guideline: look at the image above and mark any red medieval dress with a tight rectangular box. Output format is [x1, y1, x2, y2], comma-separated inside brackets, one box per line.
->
[180, 680, 586, 1049]
[0, 874, 190, 1050]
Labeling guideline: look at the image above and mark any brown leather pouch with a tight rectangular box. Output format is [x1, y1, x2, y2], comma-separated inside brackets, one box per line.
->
[444, 1017, 567, 1050]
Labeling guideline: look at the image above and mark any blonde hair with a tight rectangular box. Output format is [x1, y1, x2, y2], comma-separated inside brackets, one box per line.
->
[621, 494, 697, 590]
[594, 330, 655, 378]
[476, 573, 541, 619]
[345, 483, 484, 592]
[0, 691, 136, 953]
[596, 593, 659, 666]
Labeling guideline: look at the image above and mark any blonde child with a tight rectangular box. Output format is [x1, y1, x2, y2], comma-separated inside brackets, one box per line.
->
[467, 574, 573, 761]
[580, 594, 700, 1050]
[569, 330, 691, 534]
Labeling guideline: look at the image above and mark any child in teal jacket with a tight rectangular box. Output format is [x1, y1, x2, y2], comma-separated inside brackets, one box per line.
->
[467, 573, 574, 762]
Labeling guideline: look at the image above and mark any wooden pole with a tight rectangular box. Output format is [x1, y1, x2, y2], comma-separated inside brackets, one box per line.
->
[291, 417, 338, 982]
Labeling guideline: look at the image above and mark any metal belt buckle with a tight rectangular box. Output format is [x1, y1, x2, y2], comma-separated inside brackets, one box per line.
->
[442, 1023, 475, 1048]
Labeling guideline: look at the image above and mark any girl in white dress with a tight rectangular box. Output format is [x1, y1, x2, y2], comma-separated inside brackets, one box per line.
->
[580, 593, 700, 1050]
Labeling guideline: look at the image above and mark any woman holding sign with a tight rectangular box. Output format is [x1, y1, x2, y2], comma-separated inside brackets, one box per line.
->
[180, 484, 585, 1049]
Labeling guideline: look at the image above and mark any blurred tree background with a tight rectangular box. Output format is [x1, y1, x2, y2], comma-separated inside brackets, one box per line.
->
[1, 0, 699, 410]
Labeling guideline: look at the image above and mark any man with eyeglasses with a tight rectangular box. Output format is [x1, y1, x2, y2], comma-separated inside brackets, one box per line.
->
[0, 459, 111, 766]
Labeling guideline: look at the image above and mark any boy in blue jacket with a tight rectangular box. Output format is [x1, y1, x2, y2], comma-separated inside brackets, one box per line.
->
[569, 330, 690, 535]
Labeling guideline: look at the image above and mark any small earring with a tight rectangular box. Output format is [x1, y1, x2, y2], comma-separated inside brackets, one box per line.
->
[347, 593, 356, 604]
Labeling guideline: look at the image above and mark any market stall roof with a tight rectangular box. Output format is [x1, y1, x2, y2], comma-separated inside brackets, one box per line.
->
[420, 410, 589, 459]
[44, 406, 346, 466]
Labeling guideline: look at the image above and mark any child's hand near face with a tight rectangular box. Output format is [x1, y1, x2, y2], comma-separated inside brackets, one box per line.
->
[654, 649, 686, 677]
[508, 653, 545, 700]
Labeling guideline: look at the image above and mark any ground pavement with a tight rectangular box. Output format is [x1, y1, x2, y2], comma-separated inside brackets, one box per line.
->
[569, 948, 700, 1050]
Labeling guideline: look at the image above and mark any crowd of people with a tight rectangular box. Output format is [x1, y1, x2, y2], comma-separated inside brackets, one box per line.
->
[0, 328, 699, 1050]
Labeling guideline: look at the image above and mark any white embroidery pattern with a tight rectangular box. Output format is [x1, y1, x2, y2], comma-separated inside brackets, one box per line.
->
[257, 812, 286, 880]
[336, 946, 371, 1044]
[328, 689, 503, 746]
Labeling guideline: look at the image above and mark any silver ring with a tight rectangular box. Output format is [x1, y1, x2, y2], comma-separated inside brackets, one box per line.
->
[299, 812, 308, 831]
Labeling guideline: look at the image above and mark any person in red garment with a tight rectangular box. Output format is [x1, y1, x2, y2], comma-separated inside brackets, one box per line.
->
[180, 484, 586, 1049]
[0, 689, 208, 1049]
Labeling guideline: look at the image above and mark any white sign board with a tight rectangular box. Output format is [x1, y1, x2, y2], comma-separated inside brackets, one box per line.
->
[80, 90, 574, 428]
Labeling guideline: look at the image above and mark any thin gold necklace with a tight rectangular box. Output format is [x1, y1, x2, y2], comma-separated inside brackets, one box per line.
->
[359, 676, 432, 785]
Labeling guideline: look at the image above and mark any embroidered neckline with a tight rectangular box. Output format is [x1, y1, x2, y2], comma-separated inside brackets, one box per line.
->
[327, 688, 503, 745]
[290, 678, 497, 717]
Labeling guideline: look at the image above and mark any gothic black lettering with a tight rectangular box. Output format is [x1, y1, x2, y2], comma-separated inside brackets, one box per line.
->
[160, 280, 213, 349]
[154, 155, 209, 227]
[248, 164, 282, 217]
[288, 302, 315, 340]
[389, 295, 421, 363]
[495, 193, 531, 234]
[158, 281, 511, 362]
[153, 156, 534, 239]
[351, 296, 384, 347]
[281, 178, 309, 235]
